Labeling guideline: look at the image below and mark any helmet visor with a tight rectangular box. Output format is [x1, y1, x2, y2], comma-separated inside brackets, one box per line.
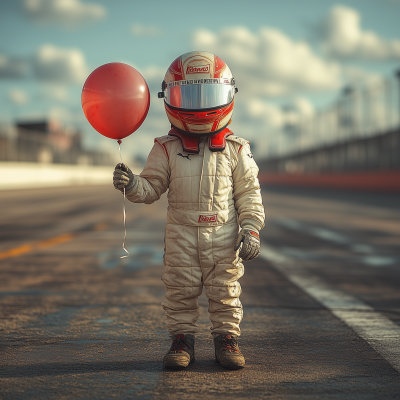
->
[165, 82, 235, 110]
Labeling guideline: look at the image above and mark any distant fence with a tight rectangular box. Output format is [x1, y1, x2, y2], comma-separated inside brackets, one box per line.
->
[0, 128, 114, 166]
[266, 71, 400, 161]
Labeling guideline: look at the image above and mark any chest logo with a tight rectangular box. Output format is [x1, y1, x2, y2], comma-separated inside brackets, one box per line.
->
[177, 152, 191, 160]
[198, 214, 217, 223]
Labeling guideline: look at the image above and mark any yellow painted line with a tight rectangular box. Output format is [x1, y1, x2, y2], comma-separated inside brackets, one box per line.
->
[94, 223, 107, 231]
[0, 244, 34, 260]
[36, 233, 75, 249]
[0, 224, 108, 261]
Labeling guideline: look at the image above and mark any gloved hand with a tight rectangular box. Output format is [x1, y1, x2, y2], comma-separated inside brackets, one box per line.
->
[113, 163, 134, 193]
[234, 229, 260, 261]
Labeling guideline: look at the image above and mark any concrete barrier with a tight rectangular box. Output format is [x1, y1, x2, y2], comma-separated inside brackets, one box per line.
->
[0, 162, 140, 190]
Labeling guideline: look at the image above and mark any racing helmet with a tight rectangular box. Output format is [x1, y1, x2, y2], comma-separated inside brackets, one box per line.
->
[158, 51, 238, 137]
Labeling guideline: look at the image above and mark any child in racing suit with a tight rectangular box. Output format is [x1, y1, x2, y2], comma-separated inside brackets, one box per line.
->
[113, 51, 264, 370]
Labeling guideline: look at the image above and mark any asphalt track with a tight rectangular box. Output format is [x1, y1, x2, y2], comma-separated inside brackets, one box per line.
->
[0, 184, 400, 399]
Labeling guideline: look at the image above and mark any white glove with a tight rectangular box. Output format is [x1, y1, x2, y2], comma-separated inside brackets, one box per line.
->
[113, 163, 134, 192]
[234, 229, 260, 261]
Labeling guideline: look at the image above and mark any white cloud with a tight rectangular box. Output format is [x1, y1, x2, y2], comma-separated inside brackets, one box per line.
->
[193, 26, 342, 97]
[110, 63, 164, 93]
[32, 45, 89, 83]
[41, 85, 70, 101]
[242, 96, 314, 131]
[342, 66, 382, 87]
[49, 86, 69, 101]
[138, 65, 165, 92]
[0, 55, 28, 78]
[8, 89, 29, 105]
[317, 5, 400, 60]
[140, 65, 165, 81]
[296, 97, 315, 117]
[48, 106, 74, 120]
[0, 45, 89, 84]
[246, 100, 283, 128]
[131, 24, 160, 36]
[23, 0, 106, 27]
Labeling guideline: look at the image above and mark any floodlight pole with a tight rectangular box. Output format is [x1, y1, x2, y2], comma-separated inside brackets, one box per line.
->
[396, 69, 400, 130]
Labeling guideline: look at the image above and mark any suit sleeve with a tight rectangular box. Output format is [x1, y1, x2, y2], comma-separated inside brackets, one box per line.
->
[232, 143, 265, 230]
[125, 141, 170, 204]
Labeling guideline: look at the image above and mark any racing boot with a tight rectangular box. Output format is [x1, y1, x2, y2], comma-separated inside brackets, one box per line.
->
[163, 334, 195, 369]
[214, 334, 245, 370]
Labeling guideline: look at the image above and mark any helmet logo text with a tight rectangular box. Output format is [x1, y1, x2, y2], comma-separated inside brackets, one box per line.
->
[186, 64, 210, 74]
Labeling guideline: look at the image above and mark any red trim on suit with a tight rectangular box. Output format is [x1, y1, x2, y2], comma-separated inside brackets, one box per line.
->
[208, 128, 233, 152]
[154, 139, 170, 161]
[168, 128, 233, 153]
[168, 129, 201, 153]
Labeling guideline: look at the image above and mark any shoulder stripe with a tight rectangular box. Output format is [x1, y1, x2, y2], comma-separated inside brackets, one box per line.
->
[155, 139, 169, 162]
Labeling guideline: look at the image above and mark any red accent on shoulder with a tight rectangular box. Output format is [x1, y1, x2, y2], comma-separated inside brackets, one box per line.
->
[208, 128, 233, 152]
[250, 231, 259, 238]
[154, 139, 170, 161]
[168, 128, 200, 153]
[238, 145, 243, 155]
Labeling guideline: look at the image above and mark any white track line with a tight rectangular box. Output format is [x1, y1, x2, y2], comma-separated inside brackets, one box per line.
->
[260, 246, 400, 374]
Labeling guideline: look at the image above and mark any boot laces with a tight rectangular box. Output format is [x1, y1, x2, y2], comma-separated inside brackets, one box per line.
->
[221, 335, 239, 353]
[170, 334, 186, 353]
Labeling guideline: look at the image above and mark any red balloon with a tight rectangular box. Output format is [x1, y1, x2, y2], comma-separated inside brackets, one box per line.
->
[81, 62, 150, 140]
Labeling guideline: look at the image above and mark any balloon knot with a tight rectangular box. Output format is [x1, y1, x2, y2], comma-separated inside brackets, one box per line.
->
[117, 139, 122, 145]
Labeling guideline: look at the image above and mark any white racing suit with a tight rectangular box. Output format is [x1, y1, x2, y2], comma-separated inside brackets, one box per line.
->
[125, 133, 265, 336]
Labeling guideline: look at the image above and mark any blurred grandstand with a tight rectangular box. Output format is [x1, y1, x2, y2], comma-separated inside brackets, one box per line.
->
[260, 69, 400, 173]
[258, 69, 400, 191]
[0, 119, 114, 166]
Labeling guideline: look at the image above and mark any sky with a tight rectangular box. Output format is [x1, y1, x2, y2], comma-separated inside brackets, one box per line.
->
[1, 0, 400, 159]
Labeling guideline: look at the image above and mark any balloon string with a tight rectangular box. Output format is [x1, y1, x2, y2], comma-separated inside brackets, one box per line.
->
[118, 139, 130, 259]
